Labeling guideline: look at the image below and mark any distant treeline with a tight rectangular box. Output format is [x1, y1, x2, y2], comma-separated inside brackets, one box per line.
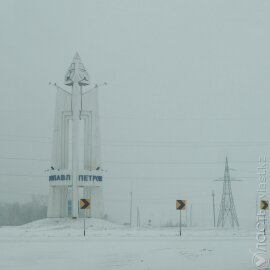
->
[0, 195, 47, 226]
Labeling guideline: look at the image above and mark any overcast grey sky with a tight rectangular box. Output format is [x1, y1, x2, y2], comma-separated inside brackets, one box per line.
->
[0, 0, 270, 227]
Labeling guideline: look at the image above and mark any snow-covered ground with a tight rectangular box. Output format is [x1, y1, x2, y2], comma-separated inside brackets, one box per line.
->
[0, 218, 265, 270]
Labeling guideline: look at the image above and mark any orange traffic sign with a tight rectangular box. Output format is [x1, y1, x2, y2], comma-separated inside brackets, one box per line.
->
[80, 199, 90, 209]
[176, 200, 186, 210]
[260, 200, 269, 210]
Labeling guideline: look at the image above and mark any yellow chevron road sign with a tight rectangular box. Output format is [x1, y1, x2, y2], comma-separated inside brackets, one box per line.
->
[260, 200, 269, 210]
[80, 199, 90, 209]
[176, 200, 187, 210]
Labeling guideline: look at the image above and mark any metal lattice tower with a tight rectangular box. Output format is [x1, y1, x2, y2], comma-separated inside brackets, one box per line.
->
[217, 157, 239, 228]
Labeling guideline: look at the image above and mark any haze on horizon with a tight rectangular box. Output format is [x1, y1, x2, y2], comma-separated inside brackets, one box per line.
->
[0, 0, 270, 227]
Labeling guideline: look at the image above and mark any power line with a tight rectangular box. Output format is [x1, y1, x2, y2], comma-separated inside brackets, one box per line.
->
[1, 141, 268, 147]
[0, 140, 51, 144]
[0, 134, 52, 139]
[0, 156, 258, 164]
[103, 143, 270, 148]
[0, 173, 257, 181]
[0, 157, 49, 161]
[0, 157, 258, 164]
[104, 140, 270, 144]
[106, 176, 256, 181]
[0, 173, 47, 178]
[103, 160, 257, 165]
[1, 134, 270, 146]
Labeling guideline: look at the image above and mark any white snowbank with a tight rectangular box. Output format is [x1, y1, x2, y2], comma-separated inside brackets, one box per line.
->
[0, 219, 266, 270]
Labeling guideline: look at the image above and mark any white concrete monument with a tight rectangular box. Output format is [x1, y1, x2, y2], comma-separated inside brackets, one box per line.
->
[47, 53, 104, 219]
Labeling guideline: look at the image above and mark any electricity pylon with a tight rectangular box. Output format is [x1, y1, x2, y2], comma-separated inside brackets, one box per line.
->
[216, 157, 239, 228]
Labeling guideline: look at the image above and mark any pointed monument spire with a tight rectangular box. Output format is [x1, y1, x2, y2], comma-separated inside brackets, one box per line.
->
[73, 51, 81, 61]
[65, 52, 90, 86]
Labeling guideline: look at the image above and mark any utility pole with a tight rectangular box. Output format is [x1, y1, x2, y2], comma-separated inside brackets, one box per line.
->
[190, 204, 192, 227]
[185, 208, 188, 227]
[83, 211, 86, 236]
[130, 191, 133, 227]
[255, 194, 258, 221]
[179, 210, 182, 236]
[212, 191, 216, 227]
[137, 207, 140, 228]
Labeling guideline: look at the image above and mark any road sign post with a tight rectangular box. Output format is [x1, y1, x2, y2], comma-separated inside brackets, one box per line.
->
[260, 200, 269, 235]
[179, 210, 182, 236]
[84, 215, 86, 236]
[80, 199, 90, 237]
[176, 200, 187, 237]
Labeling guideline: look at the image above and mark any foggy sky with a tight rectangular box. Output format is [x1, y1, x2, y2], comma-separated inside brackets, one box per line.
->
[0, 0, 270, 227]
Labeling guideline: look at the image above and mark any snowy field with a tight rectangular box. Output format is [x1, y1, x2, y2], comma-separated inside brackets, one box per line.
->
[0, 218, 264, 270]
